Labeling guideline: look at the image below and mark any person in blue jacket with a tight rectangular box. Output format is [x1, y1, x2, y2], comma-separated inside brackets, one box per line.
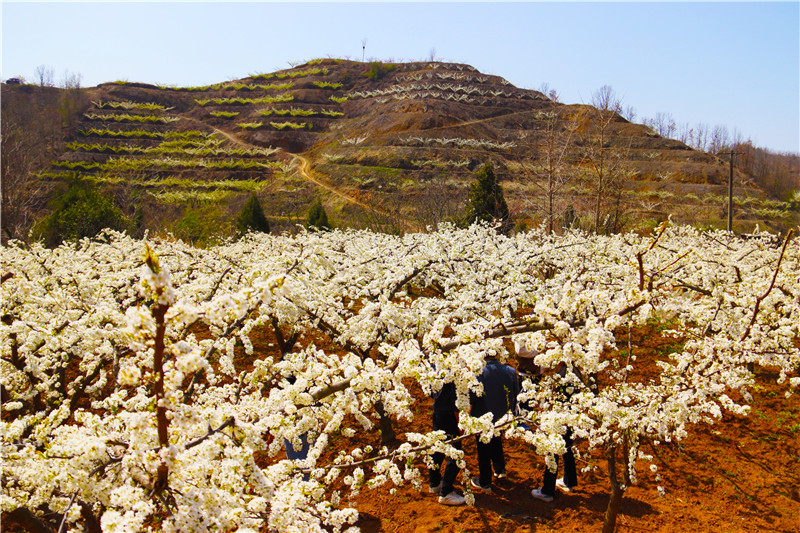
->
[469, 352, 520, 493]
[427, 381, 466, 505]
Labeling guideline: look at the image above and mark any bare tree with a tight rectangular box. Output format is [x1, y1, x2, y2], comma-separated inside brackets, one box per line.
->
[622, 104, 637, 123]
[709, 124, 730, 154]
[361, 38, 368, 62]
[692, 122, 709, 152]
[538, 82, 560, 103]
[60, 69, 82, 90]
[34, 65, 55, 87]
[428, 47, 437, 61]
[580, 85, 631, 233]
[58, 70, 88, 130]
[529, 111, 576, 233]
[644, 112, 676, 139]
[1, 87, 63, 242]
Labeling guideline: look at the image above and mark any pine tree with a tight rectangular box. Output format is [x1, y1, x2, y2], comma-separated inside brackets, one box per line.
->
[462, 163, 511, 232]
[306, 198, 331, 231]
[235, 193, 270, 235]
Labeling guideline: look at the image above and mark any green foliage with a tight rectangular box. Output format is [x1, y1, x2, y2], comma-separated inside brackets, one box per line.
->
[461, 163, 511, 233]
[563, 205, 579, 229]
[172, 205, 229, 245]
[81, 128, 209, 140]
[363, 62, 396, 80]
[195, 94, 294, 106]
[236, 193, 270, 236]
[34, 179, 129, 247]
[93, 100, 172, 111]
[270, 121, 307, 130]
[786, 190, 800, 211]
[313, 81, 343, 89]
[306, 199, 331, 231]
[83, 113, 179, 123]
[210, 110, 239, 118]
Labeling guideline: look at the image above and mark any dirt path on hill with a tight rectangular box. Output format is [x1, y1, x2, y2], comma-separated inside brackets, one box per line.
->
[182, 117, 421, 232]
[291, 154, 422, 232]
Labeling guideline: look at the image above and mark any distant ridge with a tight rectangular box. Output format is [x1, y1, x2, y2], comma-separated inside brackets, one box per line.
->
[3, 58, 797, 241]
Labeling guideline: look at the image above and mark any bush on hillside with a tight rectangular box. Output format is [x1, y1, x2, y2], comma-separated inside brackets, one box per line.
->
[364, 62, 396, 81]
[34, 179, 129, 247]
[461, 163, 511, 233]
[172, 205, 230, 246]
[306, 198, 331, 231]
[236, 193, 270, 236]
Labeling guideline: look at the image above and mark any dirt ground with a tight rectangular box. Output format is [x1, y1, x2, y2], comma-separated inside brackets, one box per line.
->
[345, 333, 800, 533]
[4, 325, 797, 533]
[347, 372, 799, 533]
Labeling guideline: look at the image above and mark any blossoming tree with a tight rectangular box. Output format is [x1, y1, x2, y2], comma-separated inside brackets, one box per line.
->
[1, 224, 797, 532]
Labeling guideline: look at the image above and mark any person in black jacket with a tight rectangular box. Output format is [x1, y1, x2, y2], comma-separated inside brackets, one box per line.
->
[531, 362, 585, 502]
[469, 354, 520, 493]
[427, 381, 466, 505]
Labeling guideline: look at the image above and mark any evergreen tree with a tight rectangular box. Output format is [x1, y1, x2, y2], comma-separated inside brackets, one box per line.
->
[36, 179, 129, 247]
[306, 198, 331, 231]
[462, 163, 511, 232]
[235, 193, 270, 235]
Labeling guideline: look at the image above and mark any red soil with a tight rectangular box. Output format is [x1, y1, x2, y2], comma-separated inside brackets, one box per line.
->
[348, 372, 799, 533]
[343, 328, 800, 533]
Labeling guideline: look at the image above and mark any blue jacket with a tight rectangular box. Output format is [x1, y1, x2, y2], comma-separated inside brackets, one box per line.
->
[470, 359, 520, 421]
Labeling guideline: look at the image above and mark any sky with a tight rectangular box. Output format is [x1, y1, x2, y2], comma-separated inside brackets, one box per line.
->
[2, 1, 798, 154]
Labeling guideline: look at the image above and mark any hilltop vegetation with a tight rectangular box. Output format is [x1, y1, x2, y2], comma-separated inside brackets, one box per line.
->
[2, 58, 798, 244]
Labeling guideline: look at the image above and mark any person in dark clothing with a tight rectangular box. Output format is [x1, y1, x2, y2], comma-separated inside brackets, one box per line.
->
[469, 354, 520, 493]
[427, 381, 466, 505]
[284, 374, 312, 481]
[513, 340, 540, 430]
[532, 363, 587, 502]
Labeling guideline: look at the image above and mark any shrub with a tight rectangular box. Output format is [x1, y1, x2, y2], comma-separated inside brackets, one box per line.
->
[172, 205, 229, 246]
[306, 199, 331, 231]
[461, 163, 511, 233]
[34, 179, 129, 247]
[364, 62, 396, 81]
[563, 205, 579, 230]
[236, 193, 270, 236]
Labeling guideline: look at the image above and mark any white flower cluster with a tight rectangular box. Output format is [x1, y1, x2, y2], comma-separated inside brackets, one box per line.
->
[1, 224, 797, 531]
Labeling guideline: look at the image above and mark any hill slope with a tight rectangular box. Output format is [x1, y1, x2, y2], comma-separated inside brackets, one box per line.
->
[3, 59, 797, 240]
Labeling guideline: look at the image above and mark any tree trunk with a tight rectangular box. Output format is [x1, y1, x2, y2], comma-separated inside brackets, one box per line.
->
[4, 508, 55, 533]
[374, 400, 396, 444]
[602, 444, 625, 533]
[152, 303, 170, 492]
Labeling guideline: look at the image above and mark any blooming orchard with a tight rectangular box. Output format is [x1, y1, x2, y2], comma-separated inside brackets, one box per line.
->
[1, 224, 798, 532]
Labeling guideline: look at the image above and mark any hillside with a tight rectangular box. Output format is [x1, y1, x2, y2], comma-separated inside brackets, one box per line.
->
[2, 58, 798, 241]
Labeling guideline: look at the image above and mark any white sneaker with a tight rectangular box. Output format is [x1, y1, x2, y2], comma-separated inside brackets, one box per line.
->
[495, 471, 507, 479]
[438, 492, 466, 506]
[531, 488, 554, 502]
[556, 478, 572, 492]
[470, 476, 492, 493]
[428, 480, 442, 493]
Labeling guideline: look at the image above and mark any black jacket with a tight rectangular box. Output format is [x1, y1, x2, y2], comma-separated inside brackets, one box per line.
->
[432, 381, 458, 415]
[470, 359, 520, 421]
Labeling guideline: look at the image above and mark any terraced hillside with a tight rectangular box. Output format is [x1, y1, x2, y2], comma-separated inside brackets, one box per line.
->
[7, 58, 799, 238]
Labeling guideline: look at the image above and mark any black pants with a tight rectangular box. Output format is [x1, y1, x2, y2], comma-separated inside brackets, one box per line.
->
[428, 411, 461, 496]
[476, 434, 505, 487]
[542, 429, 577, 496]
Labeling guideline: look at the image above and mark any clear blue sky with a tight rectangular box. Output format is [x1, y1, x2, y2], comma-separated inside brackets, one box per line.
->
[2, 1, 798, 154]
